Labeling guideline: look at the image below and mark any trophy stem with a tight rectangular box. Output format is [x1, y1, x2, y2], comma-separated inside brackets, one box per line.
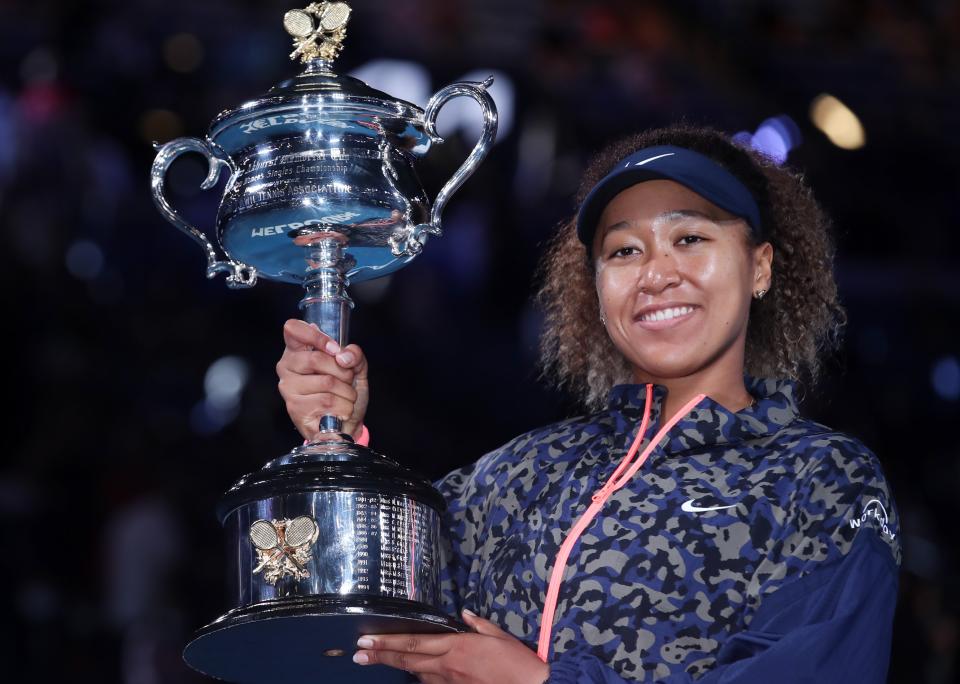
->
[304, 58, 334, 74]
[298, 235, 354, 434]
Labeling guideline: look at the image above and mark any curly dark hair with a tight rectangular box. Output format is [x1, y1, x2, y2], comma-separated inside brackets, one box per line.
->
[537, 124, 846, 410]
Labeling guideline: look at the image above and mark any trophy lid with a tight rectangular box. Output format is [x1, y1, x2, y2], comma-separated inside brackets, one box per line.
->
[264, 63, 423, 115]
[208, 2, 429, 154]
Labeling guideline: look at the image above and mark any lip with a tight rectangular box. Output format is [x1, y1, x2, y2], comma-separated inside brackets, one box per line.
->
[632, 303, 699, 331]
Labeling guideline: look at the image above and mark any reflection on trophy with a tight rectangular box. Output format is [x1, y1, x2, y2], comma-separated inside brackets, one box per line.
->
[150, 3, 497, 682]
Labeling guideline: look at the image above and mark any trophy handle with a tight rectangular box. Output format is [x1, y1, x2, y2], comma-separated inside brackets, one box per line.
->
[419, 77, 499, 237]
[151, 137, 258, 288]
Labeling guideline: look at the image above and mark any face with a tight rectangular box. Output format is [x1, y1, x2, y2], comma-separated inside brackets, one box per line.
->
[593, 179, 772, 385]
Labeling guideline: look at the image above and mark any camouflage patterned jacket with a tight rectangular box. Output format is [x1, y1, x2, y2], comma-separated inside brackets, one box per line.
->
[435, 377, 901, 683]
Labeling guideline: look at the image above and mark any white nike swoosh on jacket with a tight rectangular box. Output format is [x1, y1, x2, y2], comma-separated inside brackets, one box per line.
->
[681, 499, 739, 513]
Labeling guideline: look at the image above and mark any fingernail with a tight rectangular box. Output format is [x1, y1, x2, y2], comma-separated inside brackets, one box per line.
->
[336, 351, 355, 365]
[325, 340, 341, 354]
[356, 637, 374, 649]
[462, 608, 476, 617]
[352, 652, 369, 665]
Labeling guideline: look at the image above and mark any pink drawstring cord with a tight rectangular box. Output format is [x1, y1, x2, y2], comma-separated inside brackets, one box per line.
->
[355, 424, 370, 447]
[535, 387, 707, 661]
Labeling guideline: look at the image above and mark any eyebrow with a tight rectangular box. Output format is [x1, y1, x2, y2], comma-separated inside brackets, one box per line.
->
[602, 209, 740, 234]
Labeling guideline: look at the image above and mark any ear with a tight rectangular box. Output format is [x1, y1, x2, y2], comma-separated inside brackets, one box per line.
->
[752, 241, 773, 293]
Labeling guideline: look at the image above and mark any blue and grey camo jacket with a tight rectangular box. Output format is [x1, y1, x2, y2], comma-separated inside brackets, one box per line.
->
[435, 377, 901, 683]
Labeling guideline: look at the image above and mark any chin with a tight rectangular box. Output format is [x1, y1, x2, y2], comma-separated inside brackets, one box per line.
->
[619, 337, 695, 371]
[625, 356, 705, 383]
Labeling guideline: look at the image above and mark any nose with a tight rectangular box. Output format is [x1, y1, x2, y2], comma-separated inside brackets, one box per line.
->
[637, 250, 681, 294]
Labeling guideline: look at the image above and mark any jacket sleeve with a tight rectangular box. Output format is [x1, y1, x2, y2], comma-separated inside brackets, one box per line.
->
[547, 528, 897, 684]
[435, 437, 519, 618]
[435, 461, 477, 618]
[547, 438, 901, 684]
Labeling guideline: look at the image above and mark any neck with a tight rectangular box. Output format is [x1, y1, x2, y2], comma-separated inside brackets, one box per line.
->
[633, 360, 754, 421]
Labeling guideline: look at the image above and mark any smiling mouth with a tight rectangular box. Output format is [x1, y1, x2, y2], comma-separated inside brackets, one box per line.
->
[637, 305, 695, 323]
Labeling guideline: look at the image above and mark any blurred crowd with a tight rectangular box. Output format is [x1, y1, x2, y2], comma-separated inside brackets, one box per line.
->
[1, 0, 958, 682]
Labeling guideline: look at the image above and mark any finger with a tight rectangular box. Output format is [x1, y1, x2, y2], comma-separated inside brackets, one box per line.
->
[286, 394, 358, 434]
[334, 343, 367, 372]
[461, 609, 508, 637]
[357, 634, 453, 657]
[282, 319, 325, 351]
[278, 350, 354, 383]
[285, 395, 359, 443]
[281, 388, 356, 442]
[341, 344, 369, 408]
[279, 375, 358, 404]
[353, 649, 442, 674]
[282, 319, 340, 354]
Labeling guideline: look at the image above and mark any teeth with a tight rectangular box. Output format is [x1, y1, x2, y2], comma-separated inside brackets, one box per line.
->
[641, 306, 693, 322]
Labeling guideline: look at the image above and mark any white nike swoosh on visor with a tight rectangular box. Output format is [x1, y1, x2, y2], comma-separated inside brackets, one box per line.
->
[632, 152, 675, 167]
[681, 499, 739, 513]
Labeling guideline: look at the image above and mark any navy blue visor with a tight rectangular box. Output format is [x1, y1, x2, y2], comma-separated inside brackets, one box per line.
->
[576, 145, 763, 248]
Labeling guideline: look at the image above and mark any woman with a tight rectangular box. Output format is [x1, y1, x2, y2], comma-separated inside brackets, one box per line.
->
[277, 125, 900, 683]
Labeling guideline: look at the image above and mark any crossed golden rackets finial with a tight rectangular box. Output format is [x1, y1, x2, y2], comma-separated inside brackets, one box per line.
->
[284, 2, 352, 63]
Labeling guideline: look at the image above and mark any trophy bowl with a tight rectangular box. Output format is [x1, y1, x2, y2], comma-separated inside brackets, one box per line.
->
[150, 3, 497, 682]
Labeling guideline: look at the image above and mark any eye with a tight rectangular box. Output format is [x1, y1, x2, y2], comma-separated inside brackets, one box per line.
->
[609, 245, 641, 259]
[677, 234, 706, 246]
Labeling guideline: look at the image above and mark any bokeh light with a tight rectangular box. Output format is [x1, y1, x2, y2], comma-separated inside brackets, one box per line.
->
[931, 355, 960, 401]
[733, 115, 802, 164]
[350, 59, 431, 107]
[162, 33, 204, 73]
[810, 93, 866, 150]
[138, 108, 183, 144]
[19, 47, 58, 84]
[65, 240, 105, 280]
[203, 355, 250, 411]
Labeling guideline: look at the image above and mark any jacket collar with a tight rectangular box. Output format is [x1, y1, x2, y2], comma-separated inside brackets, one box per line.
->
[606, 376, 800, 454]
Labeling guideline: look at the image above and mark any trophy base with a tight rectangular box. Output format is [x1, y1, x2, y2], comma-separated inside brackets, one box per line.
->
[183, 594, 464, 683]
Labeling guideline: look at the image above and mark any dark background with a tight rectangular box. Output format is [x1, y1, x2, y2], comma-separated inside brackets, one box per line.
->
[2, 0, 958, 682]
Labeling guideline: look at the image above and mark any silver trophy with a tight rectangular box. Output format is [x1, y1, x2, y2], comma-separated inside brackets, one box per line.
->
[150, 3, 497, 682]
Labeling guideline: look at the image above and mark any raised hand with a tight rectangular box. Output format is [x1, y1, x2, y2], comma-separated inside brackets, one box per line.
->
[277, 319, 369, 441]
